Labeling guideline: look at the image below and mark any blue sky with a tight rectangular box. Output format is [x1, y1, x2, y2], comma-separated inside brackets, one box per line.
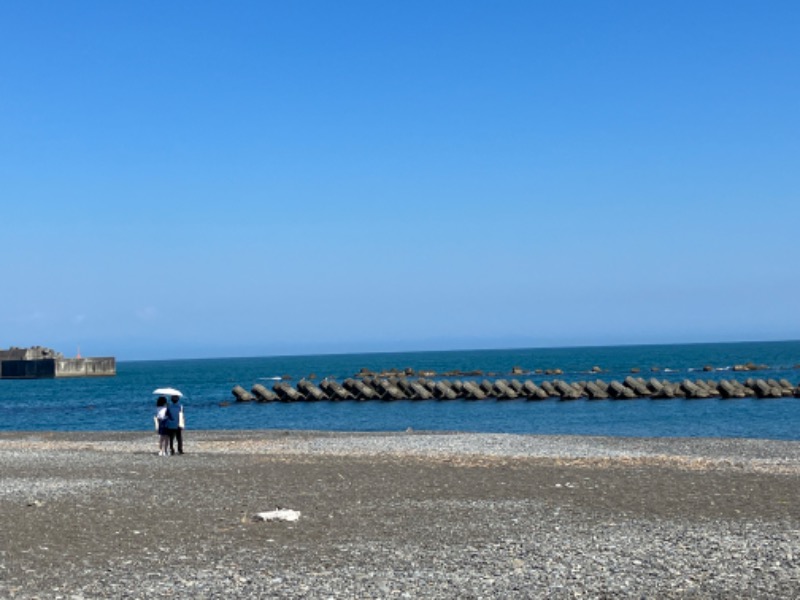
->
[1, 1, 798, 360]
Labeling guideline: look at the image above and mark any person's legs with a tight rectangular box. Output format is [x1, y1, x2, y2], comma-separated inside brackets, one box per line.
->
[159, 434, 169, 456]
[168, 429, 177, 455]
[176, 428, 183, 454]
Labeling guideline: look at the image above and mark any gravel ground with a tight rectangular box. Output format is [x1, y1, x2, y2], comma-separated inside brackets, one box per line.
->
[1, 430, 799, 598]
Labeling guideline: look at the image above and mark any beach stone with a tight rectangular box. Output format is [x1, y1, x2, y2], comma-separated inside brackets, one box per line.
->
[4, 431, 800, 599]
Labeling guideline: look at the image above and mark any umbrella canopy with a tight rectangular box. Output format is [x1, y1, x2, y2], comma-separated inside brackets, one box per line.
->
[153, 387, 183, 397]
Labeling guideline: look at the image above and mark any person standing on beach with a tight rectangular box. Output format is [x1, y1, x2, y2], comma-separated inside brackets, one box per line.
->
[165, 395, 184, 455]
[155, 396, 170, 456]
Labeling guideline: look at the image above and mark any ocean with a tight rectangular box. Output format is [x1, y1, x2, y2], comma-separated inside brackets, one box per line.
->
[2, 340, 800, 439]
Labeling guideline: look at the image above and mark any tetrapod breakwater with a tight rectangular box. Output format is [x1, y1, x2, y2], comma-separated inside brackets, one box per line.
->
[231, 371, 800, 403]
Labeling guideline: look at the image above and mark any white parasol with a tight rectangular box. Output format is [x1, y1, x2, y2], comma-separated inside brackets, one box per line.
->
[153, 387, 183, 397]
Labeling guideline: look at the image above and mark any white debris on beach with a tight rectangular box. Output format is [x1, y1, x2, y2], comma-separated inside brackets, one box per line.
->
[253, 509, 301, 522]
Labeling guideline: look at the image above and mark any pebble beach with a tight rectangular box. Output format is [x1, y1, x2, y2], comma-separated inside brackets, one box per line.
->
[1, 430, 799, 598]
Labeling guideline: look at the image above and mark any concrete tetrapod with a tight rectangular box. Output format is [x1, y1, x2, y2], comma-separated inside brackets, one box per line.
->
[233, 376, 800, 403]
[251, 384, 278, 403]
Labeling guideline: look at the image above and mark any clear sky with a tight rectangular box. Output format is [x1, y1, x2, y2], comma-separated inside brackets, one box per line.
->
[1, 1, 798, 360]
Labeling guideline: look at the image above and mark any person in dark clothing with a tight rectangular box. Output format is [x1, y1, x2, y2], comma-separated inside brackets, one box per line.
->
[155, 396, 169, 456]
[165, 395, 184, 455]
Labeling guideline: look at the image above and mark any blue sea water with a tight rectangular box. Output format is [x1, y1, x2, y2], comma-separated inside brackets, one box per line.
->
[1, 341, 800, 439]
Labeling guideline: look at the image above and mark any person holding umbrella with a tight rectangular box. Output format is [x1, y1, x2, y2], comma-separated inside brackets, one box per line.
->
[153, 388, 185, 455]
[154, 396, 170, 456]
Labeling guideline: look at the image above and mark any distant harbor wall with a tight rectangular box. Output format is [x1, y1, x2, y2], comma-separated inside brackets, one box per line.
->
[56, 358, 116, 378]
[1, 359, 56, 379]
[0, 347, 116, 379]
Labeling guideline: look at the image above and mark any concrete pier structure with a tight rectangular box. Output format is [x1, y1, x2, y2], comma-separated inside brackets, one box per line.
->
[0, 346, 115, 379]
